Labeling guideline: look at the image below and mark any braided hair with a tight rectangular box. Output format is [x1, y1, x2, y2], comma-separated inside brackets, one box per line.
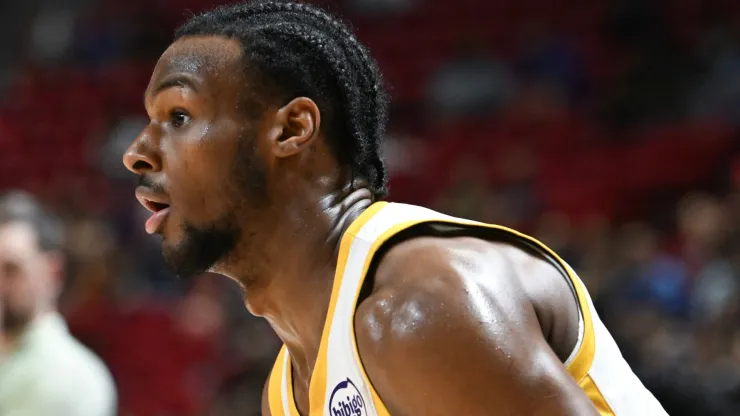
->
[175, 0, 390, 198]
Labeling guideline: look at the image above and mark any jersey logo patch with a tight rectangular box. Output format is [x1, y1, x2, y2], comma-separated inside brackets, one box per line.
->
[328, 378, 366, 416]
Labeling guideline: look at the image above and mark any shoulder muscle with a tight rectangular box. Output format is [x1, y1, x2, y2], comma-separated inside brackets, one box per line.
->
[355, 236, 597, 416]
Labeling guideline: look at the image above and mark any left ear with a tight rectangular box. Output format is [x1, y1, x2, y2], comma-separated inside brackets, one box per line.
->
[270, 97, 321, 158]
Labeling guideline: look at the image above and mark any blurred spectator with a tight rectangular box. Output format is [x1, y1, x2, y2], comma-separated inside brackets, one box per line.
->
[0, 191, 116, 416]
[515, 22, 587, 106]
[602, 0, 698, 130]
[28, 4, 76, 64]
[607, 222, 690, 318]
[426, 37, 514, 119]
[690, 16, 740, 124]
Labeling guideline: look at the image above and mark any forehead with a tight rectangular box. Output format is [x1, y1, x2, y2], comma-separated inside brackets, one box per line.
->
[0, 222, 39, 259]
[148, 35, 246, 97]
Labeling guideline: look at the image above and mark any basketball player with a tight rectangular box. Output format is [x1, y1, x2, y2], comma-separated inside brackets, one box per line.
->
[123, 2, 667, 414]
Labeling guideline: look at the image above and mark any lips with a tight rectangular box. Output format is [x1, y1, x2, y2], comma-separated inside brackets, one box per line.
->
[135, 187, 171, 235]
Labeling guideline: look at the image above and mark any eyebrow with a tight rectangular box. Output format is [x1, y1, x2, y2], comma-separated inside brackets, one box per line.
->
[145, 74, 199, 105]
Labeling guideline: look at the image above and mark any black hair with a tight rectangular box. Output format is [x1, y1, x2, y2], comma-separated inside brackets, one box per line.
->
[0, 191, 63, 252]
[175, 0, 390, 198]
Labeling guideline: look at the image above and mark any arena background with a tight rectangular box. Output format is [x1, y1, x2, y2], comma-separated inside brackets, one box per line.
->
[2, 0, 740, 414]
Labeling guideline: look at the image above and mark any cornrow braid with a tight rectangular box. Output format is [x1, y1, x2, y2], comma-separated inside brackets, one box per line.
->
[175, 0, 390, 198]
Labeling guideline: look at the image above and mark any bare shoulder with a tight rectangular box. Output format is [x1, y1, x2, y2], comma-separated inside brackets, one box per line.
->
[353, 235, 595, 415]
[354, 235, 539, 362]
[355, 234, 575, 347]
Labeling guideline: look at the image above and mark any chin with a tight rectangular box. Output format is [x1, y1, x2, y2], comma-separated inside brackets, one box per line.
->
[162, 243, 206, 279]
[161, 222, 238, 280]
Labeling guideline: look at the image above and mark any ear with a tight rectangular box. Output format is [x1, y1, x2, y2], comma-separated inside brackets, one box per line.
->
[268, 97, 321, 158]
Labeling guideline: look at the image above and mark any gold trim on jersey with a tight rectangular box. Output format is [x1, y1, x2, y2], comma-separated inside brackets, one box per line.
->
[268, 202, 388, 415]
[284, 352, 302, 416]
[342, 206, 614, 415]
[268, 348, 286, 415]
[269, 202, 615, 415]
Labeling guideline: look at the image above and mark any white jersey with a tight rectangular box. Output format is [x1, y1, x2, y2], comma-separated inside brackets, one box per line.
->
[267, 202, 667, 415]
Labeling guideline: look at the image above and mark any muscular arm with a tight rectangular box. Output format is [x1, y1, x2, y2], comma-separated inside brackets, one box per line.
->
[355, 237, 598, 416]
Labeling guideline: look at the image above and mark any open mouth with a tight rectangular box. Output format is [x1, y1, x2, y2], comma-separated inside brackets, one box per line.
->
[143, 199, 170, 213]
[135, 187, 172, 234]
[141, 199, 171, 235]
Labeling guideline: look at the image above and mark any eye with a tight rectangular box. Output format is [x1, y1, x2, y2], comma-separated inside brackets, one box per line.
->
[170, 109, 191, 128]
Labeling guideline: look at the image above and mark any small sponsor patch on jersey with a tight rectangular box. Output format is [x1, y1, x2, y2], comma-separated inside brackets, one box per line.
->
[328, 378, 366, 416]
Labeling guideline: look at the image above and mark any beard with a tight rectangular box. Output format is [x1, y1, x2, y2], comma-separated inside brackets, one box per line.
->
[163, 219, 239, 279]
[2, 306, 31, 334]
[162, 134, 267, 279]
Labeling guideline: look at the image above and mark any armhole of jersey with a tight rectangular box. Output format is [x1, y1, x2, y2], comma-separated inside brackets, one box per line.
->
[512, 239, 589, 373]
[497, 232, 596, 382]
[347, 216, 598, 405]
[510, 236, 612, 413]
[559, 265, 596, 382]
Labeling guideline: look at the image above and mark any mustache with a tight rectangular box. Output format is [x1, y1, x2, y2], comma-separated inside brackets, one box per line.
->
[138, 176, 167, 194]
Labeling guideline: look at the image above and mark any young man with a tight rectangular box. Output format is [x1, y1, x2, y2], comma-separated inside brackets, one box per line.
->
[123, 2, 667, 414]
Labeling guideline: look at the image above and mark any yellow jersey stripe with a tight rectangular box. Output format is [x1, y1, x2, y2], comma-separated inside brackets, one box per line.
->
[346, 218, 433, 416]
[268, 347, 287, 416]
[581, 375, 617, 416]
[282, 352, 302, 416]
[567, 272, 597, 382]
[307, 201, 388, 415]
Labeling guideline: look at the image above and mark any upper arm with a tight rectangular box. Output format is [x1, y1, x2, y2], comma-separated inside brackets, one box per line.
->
[355, 240, 598, 416]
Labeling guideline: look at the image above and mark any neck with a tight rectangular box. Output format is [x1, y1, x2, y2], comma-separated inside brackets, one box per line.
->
[218, 185, 374, 382]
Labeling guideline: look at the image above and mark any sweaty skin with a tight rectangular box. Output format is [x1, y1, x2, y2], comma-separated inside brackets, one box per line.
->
[263, 235, 597, 416]
[124, 36, 599, 416]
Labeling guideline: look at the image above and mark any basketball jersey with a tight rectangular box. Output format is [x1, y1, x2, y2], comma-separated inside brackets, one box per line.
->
[267, 202, 667, 416]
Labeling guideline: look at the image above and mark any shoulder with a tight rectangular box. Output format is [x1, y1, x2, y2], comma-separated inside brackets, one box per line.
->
[353, 236, 594, 415]
[59, 331, 114, 382]
[356, 235, 537, 336]
[354, 235, 532, 363]
[61, 338, 118, 411]
[39, 325, 117, 405]
[0, 347, 116, 416]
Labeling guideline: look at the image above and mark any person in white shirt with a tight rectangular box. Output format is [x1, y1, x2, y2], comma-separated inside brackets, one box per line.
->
[0, 191, 116, 416]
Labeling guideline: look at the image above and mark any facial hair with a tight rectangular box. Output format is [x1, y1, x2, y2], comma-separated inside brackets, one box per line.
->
[2, 306, 31, 334]
[163, 133, 267, 279]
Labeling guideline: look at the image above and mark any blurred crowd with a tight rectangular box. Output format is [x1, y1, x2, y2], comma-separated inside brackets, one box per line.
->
[2, 0, 740, 415]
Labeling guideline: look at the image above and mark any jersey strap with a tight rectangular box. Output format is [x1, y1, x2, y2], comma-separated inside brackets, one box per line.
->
[268, 201, 390, 416]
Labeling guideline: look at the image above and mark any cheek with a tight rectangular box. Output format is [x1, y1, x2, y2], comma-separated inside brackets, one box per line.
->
[168, 136, 241, 224]
[175, 167, 237, 225]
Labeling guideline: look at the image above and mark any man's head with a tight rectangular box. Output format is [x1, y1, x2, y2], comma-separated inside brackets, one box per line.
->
[0, 192, 64, 334]
[123, 1, 389, 279]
